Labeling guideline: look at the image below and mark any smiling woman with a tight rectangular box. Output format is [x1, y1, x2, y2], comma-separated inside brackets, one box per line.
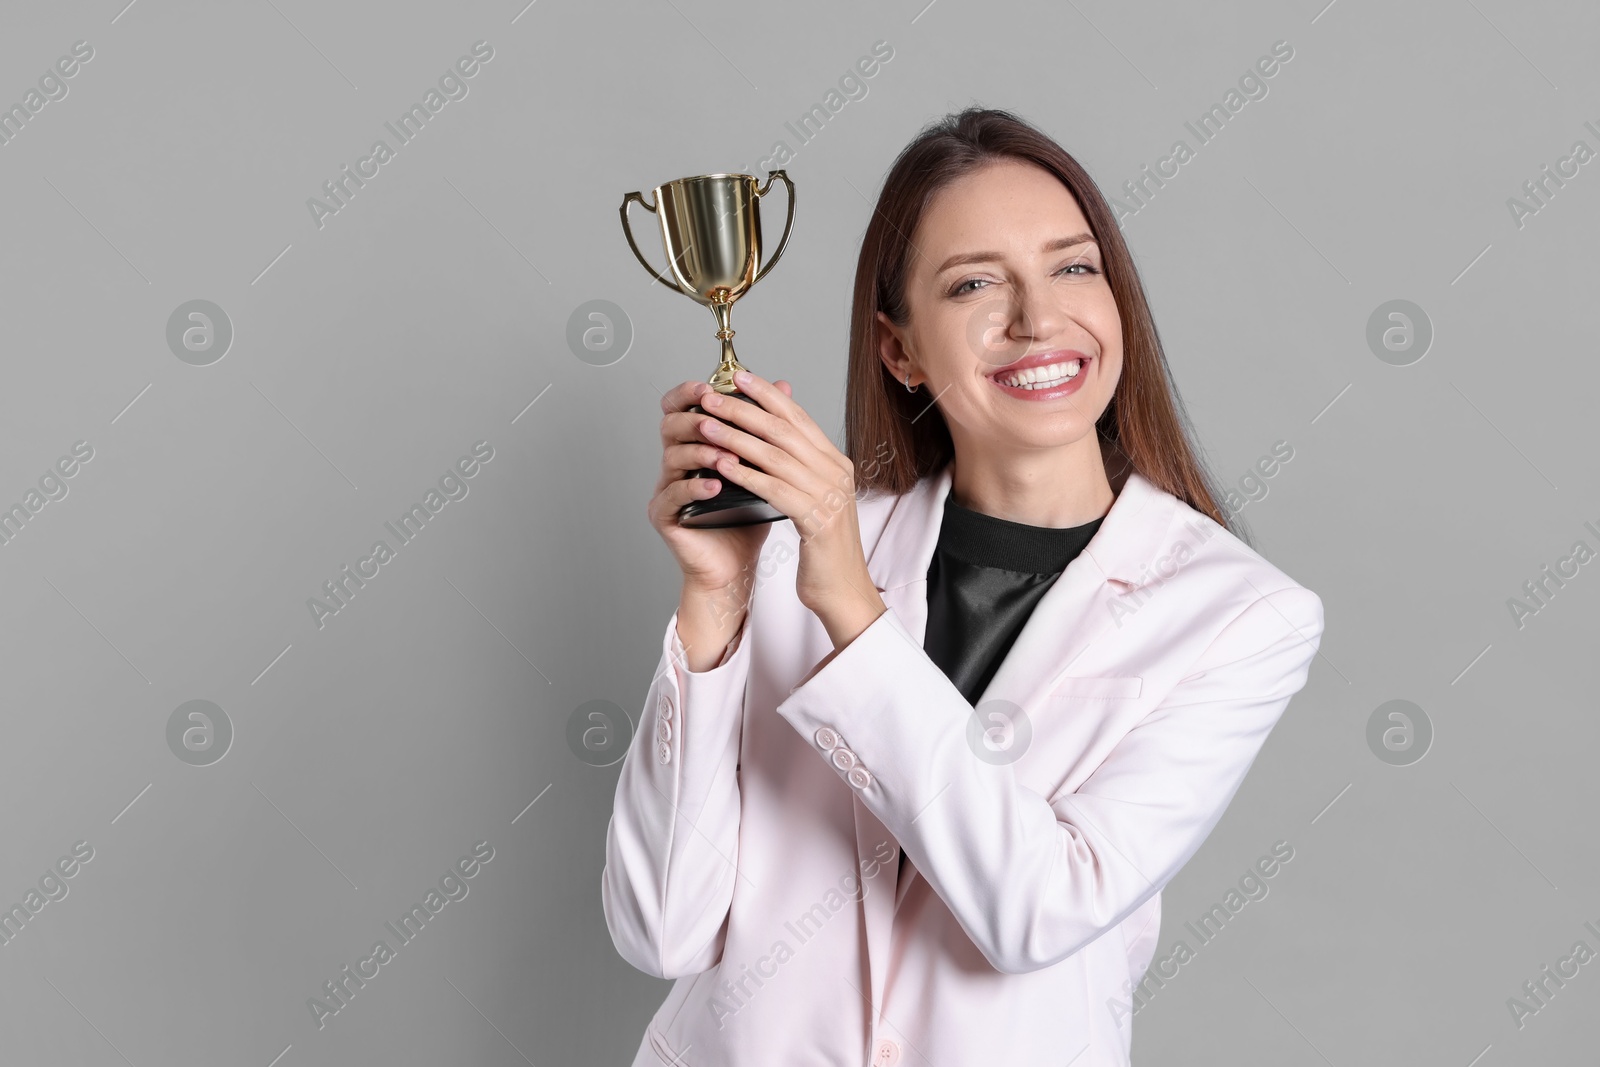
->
[848, 110, 1229, 527]
[609, 106, 1325, 1067]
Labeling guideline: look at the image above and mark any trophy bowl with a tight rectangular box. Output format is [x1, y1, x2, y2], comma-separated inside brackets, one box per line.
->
[620, 171, 795, 528]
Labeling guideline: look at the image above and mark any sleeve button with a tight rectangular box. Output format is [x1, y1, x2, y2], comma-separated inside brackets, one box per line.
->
[848, 766, 872, 789]
[814, 727, 839, 750]
[657, 719, 672, 741]
[657, 741, 672, 764]
[831, 748, 857, 771]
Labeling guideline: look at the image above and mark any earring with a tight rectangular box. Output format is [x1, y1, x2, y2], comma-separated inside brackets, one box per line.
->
[904, 372, 917, 392]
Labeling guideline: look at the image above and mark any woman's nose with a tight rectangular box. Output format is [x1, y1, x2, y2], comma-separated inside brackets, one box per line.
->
[1006, 278, 1065, 343]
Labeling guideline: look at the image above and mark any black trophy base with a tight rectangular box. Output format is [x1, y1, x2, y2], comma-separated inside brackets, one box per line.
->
[677, 391, 787, 529]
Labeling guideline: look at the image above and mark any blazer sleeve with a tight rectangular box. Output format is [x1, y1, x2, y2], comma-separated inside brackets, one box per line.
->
[772, 586, 1324, 975]
[601, 607, 752, 979]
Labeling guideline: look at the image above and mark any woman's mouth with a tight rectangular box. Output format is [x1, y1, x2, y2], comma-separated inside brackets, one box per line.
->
[988, 354, 1090, 399]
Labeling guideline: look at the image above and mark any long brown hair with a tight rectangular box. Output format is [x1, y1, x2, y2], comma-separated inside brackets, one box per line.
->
[844, 106, 1245, 539]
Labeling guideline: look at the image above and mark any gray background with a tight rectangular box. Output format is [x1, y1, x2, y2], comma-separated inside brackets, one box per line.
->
[1, 0, 1596, 1063]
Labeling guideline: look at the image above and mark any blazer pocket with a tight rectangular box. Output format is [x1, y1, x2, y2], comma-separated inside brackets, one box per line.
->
[648, 1025, 697, 1066]
[1050, 674, 1143, 700]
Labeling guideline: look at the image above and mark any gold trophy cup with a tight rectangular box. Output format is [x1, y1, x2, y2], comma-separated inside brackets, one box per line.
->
[620, 171, 795, 527]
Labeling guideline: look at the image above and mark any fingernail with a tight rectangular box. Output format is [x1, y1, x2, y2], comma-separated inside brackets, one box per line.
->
[733, 370, 751, 386]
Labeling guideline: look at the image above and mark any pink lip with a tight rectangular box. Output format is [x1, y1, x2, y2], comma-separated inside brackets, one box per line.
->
[986, 349, 1091, 401]
[986, 349, 1092, 378]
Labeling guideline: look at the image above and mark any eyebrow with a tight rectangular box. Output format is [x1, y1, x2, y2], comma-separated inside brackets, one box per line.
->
[935, 233, 1097, 275]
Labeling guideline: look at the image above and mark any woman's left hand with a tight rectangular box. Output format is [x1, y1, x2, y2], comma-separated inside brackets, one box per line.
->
[697, 370, 881, 621]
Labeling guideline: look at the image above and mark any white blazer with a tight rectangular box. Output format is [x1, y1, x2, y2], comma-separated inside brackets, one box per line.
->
[603, 461, 1324, 1066]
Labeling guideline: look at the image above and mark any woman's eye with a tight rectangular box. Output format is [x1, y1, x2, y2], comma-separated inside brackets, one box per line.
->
[950, 262, 1101, 296]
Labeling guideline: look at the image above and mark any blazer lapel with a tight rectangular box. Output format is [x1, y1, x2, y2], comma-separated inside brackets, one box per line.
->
[973, 466, 1177, 715]
[863, 460, 1179, 697]
[847, 459, 1181, 1012]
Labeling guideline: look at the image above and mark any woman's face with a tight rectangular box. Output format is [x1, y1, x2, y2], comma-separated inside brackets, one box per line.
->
[877, 159, 1123, 464]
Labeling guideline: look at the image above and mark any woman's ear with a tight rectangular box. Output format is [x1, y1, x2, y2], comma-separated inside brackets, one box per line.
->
[875, 310, 911, 382]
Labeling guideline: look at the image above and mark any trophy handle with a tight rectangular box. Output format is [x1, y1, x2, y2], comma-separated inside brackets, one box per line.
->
[619, 191, 688, 296]
[752, 170, 796, 285]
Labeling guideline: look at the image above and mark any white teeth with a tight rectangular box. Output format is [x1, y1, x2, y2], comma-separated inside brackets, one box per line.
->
[996, 359, 1082, 389]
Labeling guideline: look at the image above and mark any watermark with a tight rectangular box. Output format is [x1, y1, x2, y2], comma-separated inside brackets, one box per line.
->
[966, 698, 1031, 765]
[1108, 513, 1222, 627]
[0, 40, 95, 149]
[1110, 40, 1295, 224]
[0, 440, 95, 548]
[1503, 918, 1600, 1030]
[306, 839, 496, 1030]
[962, 260, 1105, 372]
[166, 299, 234, 366]
[707, 540, 794, 631]
[1506, 517, 1600, 630]
[1220, 439, 1295, 518]
[728, 40, 895, 178]
[306, 441, 496, 629]
[1366, 698, 1432, 766]
[706, 839, 897, 1030]
[1506, 121, 1599, 230]
[790, 439, 895, 542]
[166, 699, 234, 766]
[1366, 299, 1433, 366]
[0, 840, 95, 950]
[567, 299, 633, 367]
[306, 41, 495, 230]
[702, 440, 895, 629]
[566, 698, 632, 768]
[1107, 838, 1294, 1028]
[1107, 439, 1295, 627]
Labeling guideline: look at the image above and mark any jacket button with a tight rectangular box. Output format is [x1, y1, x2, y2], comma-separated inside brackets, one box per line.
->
[831, 747, 857, 771]
[848, 766, 872, 789]
[814, 727, 838, 750]
[657, 719, 672, 741]
[657, 741, 671, 764]
[658, 694, 672, 718]
[873, 1037, 900, 1065]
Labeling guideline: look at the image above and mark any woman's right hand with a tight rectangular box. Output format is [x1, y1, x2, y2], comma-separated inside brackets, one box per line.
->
[648, 379, 779, 593]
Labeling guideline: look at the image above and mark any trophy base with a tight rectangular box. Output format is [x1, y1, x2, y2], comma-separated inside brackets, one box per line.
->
[679, 479, 786, 528]
[677, 392, 787, 529]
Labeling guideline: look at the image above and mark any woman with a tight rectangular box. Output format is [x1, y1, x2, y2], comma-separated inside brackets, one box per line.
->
[603, 107, 1324, 1066]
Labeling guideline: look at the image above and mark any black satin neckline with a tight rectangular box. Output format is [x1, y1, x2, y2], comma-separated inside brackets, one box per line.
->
[937, 495, 1104, 574]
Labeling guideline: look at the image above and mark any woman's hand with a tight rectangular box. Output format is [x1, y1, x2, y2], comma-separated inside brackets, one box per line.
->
[694, 370, 882, 625]
[648, 379, 775, 595]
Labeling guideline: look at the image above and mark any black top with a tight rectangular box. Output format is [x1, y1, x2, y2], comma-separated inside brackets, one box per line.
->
[898, 492, 1105, 882]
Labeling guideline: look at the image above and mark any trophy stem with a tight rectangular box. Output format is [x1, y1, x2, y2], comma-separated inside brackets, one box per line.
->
[708, 300, 746, 394]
